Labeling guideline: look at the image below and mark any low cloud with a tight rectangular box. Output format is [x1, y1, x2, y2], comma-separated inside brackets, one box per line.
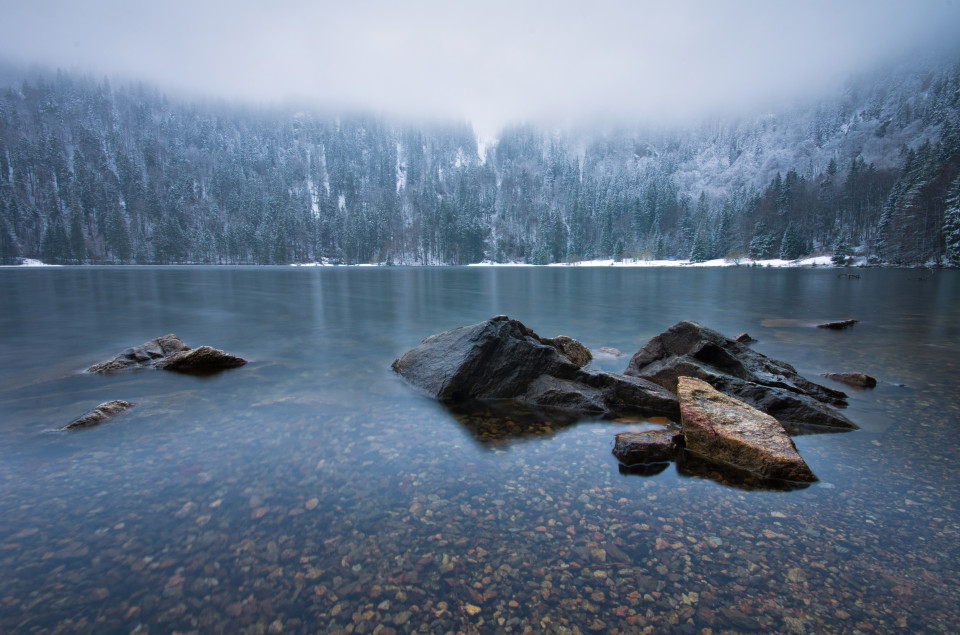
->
[1, 0, 958, 133]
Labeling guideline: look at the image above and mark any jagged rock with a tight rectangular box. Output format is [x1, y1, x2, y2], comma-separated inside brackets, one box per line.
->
[155, 346, 248, 373]
[541, 335, 592, 368]
[88, 334, 190, 373]
[734, 333, 757, 344]
[625, 321, 856, 434]
[62, 400, 133, 430]
[613, 429, 682, 465]
[678, 377, 817, 482]
[822, 372, 877, 388]
[88, 335, 246, 374]
[392, 316, 679, 419]
[817, 319, 858, 330]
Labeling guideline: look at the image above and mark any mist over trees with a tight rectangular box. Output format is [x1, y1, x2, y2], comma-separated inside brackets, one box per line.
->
[1, 56, 959, 267]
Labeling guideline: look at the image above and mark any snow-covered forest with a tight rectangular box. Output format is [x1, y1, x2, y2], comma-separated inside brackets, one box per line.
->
[1, 54, 960, 266]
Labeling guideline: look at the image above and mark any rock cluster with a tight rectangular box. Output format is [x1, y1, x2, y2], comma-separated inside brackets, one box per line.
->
[395, 317, 861, 486]
[88, 335, 247, 374]
[63, 336, 246, 432]
[391, 316, 678, 419]
[625, 321, 855, 434]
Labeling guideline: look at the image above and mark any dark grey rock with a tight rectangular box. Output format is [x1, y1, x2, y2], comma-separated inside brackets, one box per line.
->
[155, 346, 247, 374]
[817, 319, 858, 330]
[88, 335, 246, 374]
[613, 429, 682, 465]
[822, 372, 877, 388]
[62, 400, 133, 430]
[392, 316, 679, 419]
[88, 334, 189, 373]
[625, 321, 856, 434]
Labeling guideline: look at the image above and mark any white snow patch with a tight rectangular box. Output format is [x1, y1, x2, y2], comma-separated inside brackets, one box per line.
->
[305, 148, 320, 218]
[396, 141, 406, 193]
[338, 194, 346, 212]
[469, 256, 838, 268]
[475, 133, 497, 164]
[4, 258, 60, 267]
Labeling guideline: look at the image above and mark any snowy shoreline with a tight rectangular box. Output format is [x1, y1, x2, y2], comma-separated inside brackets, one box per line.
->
[5, 255, 950, 269]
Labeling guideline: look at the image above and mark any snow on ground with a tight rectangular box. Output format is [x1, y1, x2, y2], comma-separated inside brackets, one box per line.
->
[291, 255, 846, 267]
[469, 256, 837, 268]
[0, 258, 60, 267]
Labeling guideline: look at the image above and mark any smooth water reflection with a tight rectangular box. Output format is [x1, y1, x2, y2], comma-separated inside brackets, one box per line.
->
[1, 266, 959, 633]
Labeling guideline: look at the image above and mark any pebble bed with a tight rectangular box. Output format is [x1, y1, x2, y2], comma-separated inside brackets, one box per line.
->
[1, 267, 958, 634]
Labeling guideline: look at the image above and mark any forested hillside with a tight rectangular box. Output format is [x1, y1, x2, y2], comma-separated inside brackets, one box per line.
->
[1, 56, 959, 266]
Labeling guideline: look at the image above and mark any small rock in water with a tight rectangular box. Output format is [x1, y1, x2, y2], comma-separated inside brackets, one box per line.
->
[88, 335, 246, 374]
[596, 347, 624, 357]
[612, 429, 682, 465]
[817, 319, 858, 330]
[821, 372, 877, 388]
[155, 345, 247, 373]
[61, 400, 134, 430]
[734, 333, 757, 344]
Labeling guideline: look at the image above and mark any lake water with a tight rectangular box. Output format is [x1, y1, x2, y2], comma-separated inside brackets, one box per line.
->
[1, 266, 959, 634]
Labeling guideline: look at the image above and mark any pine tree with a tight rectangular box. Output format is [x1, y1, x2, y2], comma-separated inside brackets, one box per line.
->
[41, 213, 70, 264]
[0, 218, 18, 265]
[831, 230, 850, 266]
[944, 177, 960, 264]
[779, 222, 804, 260]
[69, 211, 87, 263]
[749, 222, 775, 259]
[689, 225, 711, 262]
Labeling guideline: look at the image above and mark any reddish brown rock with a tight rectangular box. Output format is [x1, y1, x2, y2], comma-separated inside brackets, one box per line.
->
[678, 376, 817, 483]
[822, 372, 877, 388]
[541, 335, 592, 368]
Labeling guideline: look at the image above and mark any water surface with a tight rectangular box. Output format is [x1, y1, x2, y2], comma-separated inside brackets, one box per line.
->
[1, 266, 958, 633]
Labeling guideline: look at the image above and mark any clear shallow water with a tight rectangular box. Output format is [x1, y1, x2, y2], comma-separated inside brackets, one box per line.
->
[0, 266, 958, 634]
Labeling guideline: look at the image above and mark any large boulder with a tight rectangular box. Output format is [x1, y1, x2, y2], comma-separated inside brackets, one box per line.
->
[392, 316, 679, 419]
[678, 377, 817, 483]
[88, 335, 246, 374]
[625, 321, 856, 434]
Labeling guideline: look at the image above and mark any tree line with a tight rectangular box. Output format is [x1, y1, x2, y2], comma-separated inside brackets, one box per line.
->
[1, 64, 959, 267]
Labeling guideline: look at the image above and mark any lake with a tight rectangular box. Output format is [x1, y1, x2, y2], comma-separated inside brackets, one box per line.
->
[1, 266, 959, 634]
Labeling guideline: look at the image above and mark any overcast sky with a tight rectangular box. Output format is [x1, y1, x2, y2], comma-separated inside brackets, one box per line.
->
[0, 0, 958, 134]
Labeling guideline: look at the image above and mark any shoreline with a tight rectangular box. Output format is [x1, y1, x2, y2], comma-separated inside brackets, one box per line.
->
[3, 256, 952, 269]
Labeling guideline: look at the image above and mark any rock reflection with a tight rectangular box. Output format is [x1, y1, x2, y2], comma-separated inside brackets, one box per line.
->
[617, 449, 813, 491]
[443, 400, 586, 446]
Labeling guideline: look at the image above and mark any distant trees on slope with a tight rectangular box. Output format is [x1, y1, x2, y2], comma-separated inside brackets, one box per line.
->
[1, 61, 959, 266]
